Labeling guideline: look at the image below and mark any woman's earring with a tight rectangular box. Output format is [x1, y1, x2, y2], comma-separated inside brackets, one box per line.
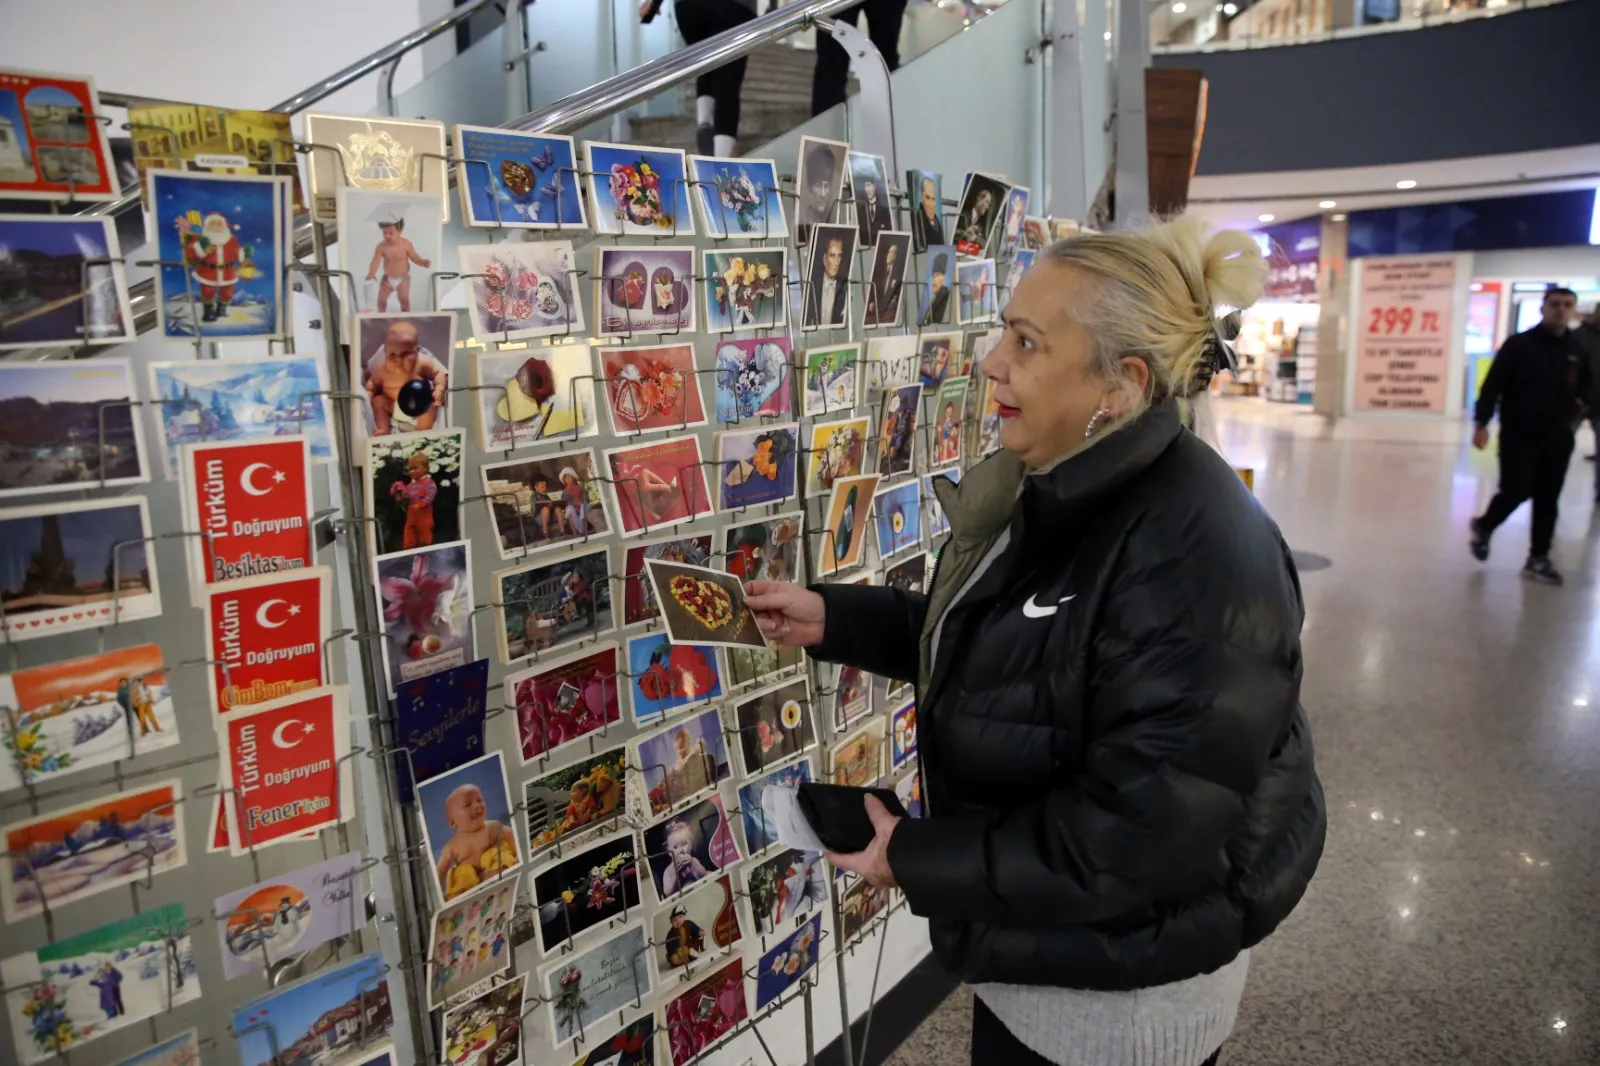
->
[1084, 407, 1110, 440]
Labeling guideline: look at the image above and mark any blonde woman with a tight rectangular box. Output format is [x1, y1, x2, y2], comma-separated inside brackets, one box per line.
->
[748, 217, 1325, 1066]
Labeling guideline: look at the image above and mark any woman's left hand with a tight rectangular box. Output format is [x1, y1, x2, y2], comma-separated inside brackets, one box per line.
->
[825, 796, 901, 889]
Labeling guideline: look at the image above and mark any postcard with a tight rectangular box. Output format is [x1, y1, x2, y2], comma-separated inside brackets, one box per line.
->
[879, 384, 920, 478]
[890, 699, 918, 771]
[0, 497, 161, 640]
[731, 678, 815, 780]
[756, 911, 821, 1009]
[511, 644, 626, 767]
[494, 547, 616, 665]
[714, 422, 797, 512]
[0, 644, 177, 791]
[376, 540, 475, 693]
[838, 873, 891, 944]
[354, 311, 454, 437]
[219, 686, 352, 854]
[394, 657, 489, 804]
[863, 230, 911, 329]
[957, 258, 998, 325]
[660, 955, 746, 1066]
[801, 222, 857, 331]
[689, 155, 785, 238]
[723, 512, 803, 585]
[459, 238, 583, 342]
[800, 343, 861, 417]
[525, 744, 628, 857]
[442, 974, 525, 1066]
[804, 416, 870, 499]
[884, 552, 929, 596]
[643, 559, 764, 651]
[894, 770, 922, 817]
[0, 69, 118, 200]
[214, 851, 366, 981]
[906, 168, 945, 252]
[584, 141, 692, 237]
[599, 343, 706, 437]
[999, 185, 1032, 257]
[831, 664, 872, 730]
[1021, 215, 1048, 251]
[0, 215, 134, 349]
[819, 473, 880, 577]
[454, 125, 585, 229]
[725, 642, 803, 692]
[367, 429, 463, 557]
[147, 356, 332, 478]
[337, 188, 444, 330]
[596, 246, 696, 337]
[480, 449, 610, 560]
[712, 337, 793, 423]
[829, 717, 886, 787]
[655, 878, 741, 987]
[848, 151, 893, 245]
[2, 778, 185, 923]
[541, 922, 652, 1049]
[972, 377, 1003, 458]
[1004, 248, 1036, 306]
[622, 535, 713, 627]
[531, 831, 642, 954]
[1051, 218, 1082, 240]
[794, 135, 848, 245]
[232, 951, 391, 1066]
[605, 438, 714, 537]
[917, 331, 961, 391]
[418, 750, 523, 906]
[0, 361, 146, 497]
[570, 1016, 656, 1066]
[932, 379, 969, 466]
[738, 760, 812, 857]
[202, 568, 329, 717]
[926, 468, 960, 537]
[302, 112, 447, 222]
[426, 879, 516, 1011]
[703, 248, 787, 334]
[642, 792, 742, 904]
[744, 846, 826, 938]
[917, 245, 956, 327]
[180, 435, 313, 599]
[633, 706, 731, 819]
[627, 633, 724, 726]
[953, 172, 1011, 258]
[473, 344, 597, 451]
[112, 1028, 201, 1066]
[864, 334, 919, 405]
[148, 169, 287, 338]
[127, 98, 301, 204]
[1, 903, 199, 1065]
[874, 480, 922, 561]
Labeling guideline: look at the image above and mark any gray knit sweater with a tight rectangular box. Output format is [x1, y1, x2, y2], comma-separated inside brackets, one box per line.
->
[928, 530, 1249, 1066]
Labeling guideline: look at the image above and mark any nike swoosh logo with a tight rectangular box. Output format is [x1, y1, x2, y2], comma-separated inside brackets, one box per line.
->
[1022, 594, 1076, 619]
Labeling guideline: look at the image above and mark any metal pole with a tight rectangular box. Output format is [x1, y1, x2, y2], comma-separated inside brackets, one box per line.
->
[504, 0, 531, 121]
[1113, 0, 1151, 226]
[1045, 0, 1087, 219]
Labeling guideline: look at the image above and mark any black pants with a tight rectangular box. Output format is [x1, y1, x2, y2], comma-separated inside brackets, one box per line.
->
[675, 0, 756, 136]
[972, 996, 1223, 1066]
[1478, 430, 1575, 557]
[812, 0, 908, 115]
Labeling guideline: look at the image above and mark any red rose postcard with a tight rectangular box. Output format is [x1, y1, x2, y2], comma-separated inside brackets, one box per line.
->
[180, 436, 314, 602]
[604, 437, 714, 537]
[509, 644, 623, 765]
[202, 567, 330, 717]
[218, 685, 352, 855]
[600, 343, 706, 436]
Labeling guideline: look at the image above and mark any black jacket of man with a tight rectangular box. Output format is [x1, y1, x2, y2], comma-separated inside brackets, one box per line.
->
[1474, 324, 1591, 440]
[808, 401, 1325, 989]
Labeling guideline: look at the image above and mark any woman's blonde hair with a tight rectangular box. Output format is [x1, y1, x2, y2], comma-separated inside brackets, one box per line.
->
[1040, 216, 1267, 415]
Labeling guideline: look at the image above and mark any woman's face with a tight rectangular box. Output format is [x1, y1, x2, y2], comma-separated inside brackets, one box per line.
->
[981, 260, 1108, 468]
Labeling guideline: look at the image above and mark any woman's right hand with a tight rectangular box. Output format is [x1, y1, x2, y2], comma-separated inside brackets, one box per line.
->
[744, 582, 826, 647]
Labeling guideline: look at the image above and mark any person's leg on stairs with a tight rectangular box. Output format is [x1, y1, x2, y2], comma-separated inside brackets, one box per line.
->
[863, 0, 908, 70]
[811, 3, 863, 115]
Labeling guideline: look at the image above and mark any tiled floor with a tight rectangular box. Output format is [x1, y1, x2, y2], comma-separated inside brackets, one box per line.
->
[883, 401, 1600, 1066]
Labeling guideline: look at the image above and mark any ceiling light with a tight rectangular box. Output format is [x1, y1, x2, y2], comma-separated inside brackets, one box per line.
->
[1318, 200, 1337, 209]
[1573, 696, 1588, 707]
[1172, 2, 1187, 11]
[1223, 1, 1238, 12]
[1258, 213, 1275, 222]
[1396, 179, 1418, 190]
[1104, 30, 1112, 40]
[1331, 213, 1347, 221]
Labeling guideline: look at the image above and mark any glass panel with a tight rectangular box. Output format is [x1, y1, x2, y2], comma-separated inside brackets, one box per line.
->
[392, 22, 515, 127]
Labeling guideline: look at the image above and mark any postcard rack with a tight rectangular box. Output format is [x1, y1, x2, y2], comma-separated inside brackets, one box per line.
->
[0, 109, 1048, 1066]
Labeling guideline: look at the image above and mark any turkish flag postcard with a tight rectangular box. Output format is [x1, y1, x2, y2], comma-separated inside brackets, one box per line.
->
[202, 566, 331, 717]
[218, 685, 352, 855]
[180, 435, 315, 604]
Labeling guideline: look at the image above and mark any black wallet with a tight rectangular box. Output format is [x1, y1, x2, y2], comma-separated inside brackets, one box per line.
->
[796, 782, 908, 854]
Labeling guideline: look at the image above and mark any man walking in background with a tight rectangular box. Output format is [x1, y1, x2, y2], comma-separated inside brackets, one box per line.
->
[1573, 302, 1600, 491]
[1469, 287, 1590, 584]
[642, 0, 757, 156]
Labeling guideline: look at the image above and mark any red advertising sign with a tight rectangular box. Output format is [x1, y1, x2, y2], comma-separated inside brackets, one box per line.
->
[218, 685, 351, 854]
[202, 567, 330, 715]
[181, 436, 315, 599]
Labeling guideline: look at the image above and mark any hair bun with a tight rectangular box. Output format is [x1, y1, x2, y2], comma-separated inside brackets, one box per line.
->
[1199, 226, 1267, 313]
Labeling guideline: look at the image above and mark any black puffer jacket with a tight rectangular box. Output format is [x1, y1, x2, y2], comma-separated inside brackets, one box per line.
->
[810, 400, 1325, 991]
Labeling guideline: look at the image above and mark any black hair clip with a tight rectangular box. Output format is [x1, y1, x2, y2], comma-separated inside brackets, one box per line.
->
[1187, 310, 1242, 396]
